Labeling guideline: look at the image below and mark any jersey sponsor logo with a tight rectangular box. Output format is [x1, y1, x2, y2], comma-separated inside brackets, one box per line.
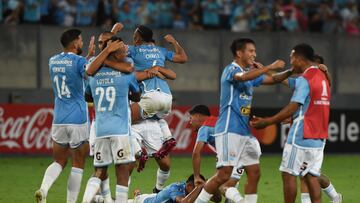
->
[239, 93, 252, 100]
[50, 59, 72, 66]
[241, 106, 251, 116]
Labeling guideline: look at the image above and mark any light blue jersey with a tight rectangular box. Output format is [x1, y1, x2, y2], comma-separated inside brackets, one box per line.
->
[215, 62, 264, 136]
[88, 67, 139, 138]
[196, 126, 216, 148]
[144, 182, 186, 203]
[49, 52, 88, 125]
[287, 76, 325, 148]
[127, 44, 174, 94]
[23, 0, 41, 22]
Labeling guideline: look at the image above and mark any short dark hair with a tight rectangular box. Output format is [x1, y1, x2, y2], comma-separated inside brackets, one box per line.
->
[292, 43, 315, 61]
[136, 25, 155, 43]
[313, 54, 324, 64]
[189, 105, 211, 116]
[60, 29, 81, 48]
[231, 38, 255, 57]
[102, 36, 123, 50]
[186, 174, 205, 185]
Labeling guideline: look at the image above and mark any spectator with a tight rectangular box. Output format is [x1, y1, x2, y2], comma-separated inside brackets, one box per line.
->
[115, 1, 136, 29]
[255, 6, 272, 31]
[137, 0, 156, 27]
[345, 16, 360, 35]
[173, 13, 186, 29]
[155, 0, 174, 28]
[340, 1, 358, 23]
[187, 0, 203, 30]
[231, 3, 251, 32]
[53, 0, 76, 27]
[0, 0, 3, 23]
[23, 0, 41, 23]
[76, 0, 98, 26]
[218, 0, 234, 29]
[282, 8, 299, 32]
[3, 0, 22, 25]
[40, 0, 52, 24]
[201, 0, 220, 29]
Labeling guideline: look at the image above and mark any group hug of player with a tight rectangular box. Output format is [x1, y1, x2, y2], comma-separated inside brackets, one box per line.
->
[34, 21, 342, 203]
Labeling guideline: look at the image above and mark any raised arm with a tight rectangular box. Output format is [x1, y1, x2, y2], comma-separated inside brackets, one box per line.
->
[164, 34, 188, 63]
[85, 40, 124, 76]
[86, 36, 95, 60]
[111, 22, 124, 35]
[319, 64, 332, 87]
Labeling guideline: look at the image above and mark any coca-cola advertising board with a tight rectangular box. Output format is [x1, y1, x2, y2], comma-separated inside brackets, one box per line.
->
[0, 104, 359, 155]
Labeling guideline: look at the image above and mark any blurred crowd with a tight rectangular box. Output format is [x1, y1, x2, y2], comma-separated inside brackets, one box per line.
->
[1, 0, 360, 35]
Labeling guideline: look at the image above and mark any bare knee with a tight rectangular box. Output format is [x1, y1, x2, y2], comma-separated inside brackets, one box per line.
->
[318, 174, 330, 188]
[215, 167, 232, 185]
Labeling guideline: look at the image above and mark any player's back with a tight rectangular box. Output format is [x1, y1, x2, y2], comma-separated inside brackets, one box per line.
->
[143, 182, 186, 203]
[89, 67, 139, 138]
[49, 52, 87, 124]
[128, 44, 174, 94]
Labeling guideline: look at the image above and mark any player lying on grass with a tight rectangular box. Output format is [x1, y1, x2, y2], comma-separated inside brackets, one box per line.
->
[129, 174, 221, 203]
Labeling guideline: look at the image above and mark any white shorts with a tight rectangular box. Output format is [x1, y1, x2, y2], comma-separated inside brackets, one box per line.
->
[215, 134, 261, 170]
[279, 143, 324, 177]
[51, 123, 89, 149]
[134, 194, 156, 203]
[93, 136, 135, 167]
[139, 91, 172, 118]
[89, 120, 96, 156]
[131, 119, 171, 155]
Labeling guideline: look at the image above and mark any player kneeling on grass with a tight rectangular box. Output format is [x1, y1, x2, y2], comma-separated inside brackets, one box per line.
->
[82, 37, 141, 203]
[130, 174, 221, 203]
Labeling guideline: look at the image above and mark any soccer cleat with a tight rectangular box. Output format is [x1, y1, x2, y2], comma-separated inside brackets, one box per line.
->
[92, 195, 104, 203]
[133, 189, 141, 198]
[153, 138, 177, 159]
[137, 148, 149, 172]
[35, 189, 46, 203]
[152, 187, 161, 194]
[331, 193, 343, 203]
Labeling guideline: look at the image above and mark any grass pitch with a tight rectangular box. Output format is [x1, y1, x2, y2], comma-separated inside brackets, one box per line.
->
[0, 155, 358, 203]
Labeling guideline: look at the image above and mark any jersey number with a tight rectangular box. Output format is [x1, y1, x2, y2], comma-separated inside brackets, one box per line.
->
[95, 86, 116, 112]
[321, 80, 328, 97]
[54, 75, 71, 98]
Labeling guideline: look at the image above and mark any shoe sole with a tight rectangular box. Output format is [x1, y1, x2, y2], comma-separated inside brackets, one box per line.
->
[34, 190, 43, 203]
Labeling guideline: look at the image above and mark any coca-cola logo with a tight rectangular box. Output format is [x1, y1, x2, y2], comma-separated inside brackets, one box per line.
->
[166, 109, 192, 150]
[0, 107, 53, 151]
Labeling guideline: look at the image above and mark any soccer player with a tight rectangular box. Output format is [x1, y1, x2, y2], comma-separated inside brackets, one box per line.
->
[127, 25, 187, 193]
[195, 38, 286, 203]
[297, 54, 342, 203]
[82, 36, 141, 203]
[35, 29, 93, 203]
[131, 174, 210, 203]
[251, 43, 331, 203]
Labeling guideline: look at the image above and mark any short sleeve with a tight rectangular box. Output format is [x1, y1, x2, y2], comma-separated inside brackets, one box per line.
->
[291, 76, 310, 105]
[251, 74, 265, 87]
[77, 56, 87, 78]
[226, 66, 242, 83]
[128, 73, 140, 93]
[196, 126, 210, 143]
[161, 47, 174, 61]
[288, 77, 296, 90]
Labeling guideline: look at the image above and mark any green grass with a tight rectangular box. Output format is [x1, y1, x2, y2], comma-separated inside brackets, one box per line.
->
[0, 155, 358, 202]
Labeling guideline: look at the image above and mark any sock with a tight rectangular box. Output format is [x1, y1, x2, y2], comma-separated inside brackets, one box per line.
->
[322, 183, 339, 200]
[40, 162, 63, 196]
[225, 187, 244, 203]
[156, 169, 170, 190]
[195, 189, 213, 203]
[245, 194, 258, 203]
[301, 193, 311, 203]
[128, 176, 132, 187]
[115, 185, 128, 203]
[82, 177, 101, 203]
[101, 177, 112, 202]
[66, 167, 83, 203]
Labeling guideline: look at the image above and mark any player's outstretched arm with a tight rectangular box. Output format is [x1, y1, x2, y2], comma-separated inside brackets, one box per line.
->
[86, 40, 124, 76]
[111, 22, 124, 35]
[192, 142, 206, 186]
[234, 60, 284, 82]
[86, 36, 95, 60]
[156, 66, 177, 80]
[262, 68, 293, 86]
[164, 34, 188, 63]
[250, 102, 299, 129]
[178, 185, 204, 203]
[103, 59, 134, 73]
[319, 64, 332, 87]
